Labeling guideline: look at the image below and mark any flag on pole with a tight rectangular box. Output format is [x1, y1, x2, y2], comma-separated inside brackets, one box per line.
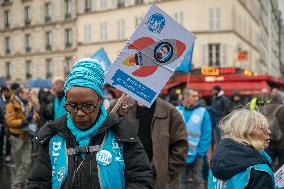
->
[175, 43, 194, 73]
[91, 48, 112, 73]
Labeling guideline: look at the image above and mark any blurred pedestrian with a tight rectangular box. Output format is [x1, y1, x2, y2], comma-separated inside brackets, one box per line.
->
[112, 96, 188, 189]
[28, 58, 153, 189]
[42, 77, 66, 121]
[209, 86, 231, 144]
[262, 89, 284, 169]
[176, 88, 212, 189]
[229, 91, 245, 112]
[6, 87, 38, 189]
[29, 88, 41, 114]
[208, 109, 274, 189]
[250, 88, 271, 111]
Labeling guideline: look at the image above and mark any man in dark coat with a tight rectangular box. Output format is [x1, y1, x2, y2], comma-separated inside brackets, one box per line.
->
[111, 96, 188, 189]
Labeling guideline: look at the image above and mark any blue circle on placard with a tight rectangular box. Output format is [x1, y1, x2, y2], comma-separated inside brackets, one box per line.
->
[96, 150, 112, 166]
[147, 13, 165, 33]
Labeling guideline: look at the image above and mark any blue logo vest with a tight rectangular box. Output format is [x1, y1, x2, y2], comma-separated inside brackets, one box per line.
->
[49, 129, 125, 189]
[208, 151, 275, 189]
[177, 106, 206, 163]
[54, 96, 66, 119]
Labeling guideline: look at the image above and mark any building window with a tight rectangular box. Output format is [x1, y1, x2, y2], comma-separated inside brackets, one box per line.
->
[24, 6, 31, 25]
[84, 24, 92, 43]
[100, 22, 107, 41]
[5, 62, 11, 80]
[65, 0, 72, 19]
[25, 60, 32, 79]
[3, 0, 11, 4]
[64, 57, 72, 76]
[4, 10, 10, 28]
[209, 8, 221, 31]
[45, 59, 52, 79]
[135, 0, 143, 5]
[25, 34, 31, 52]
[117, 0, 124, 8]
[100, 0, 107, 10]
[5, 37, 11, 54]
[85, 0, 92, 12]
[45, 31, 52, 50]
[174, 12, 183, 25]
[44, 2, 52, 22]
[65, 28, 72, 48]
[117, 19, 125, 40]
[208, 43, 220, 66]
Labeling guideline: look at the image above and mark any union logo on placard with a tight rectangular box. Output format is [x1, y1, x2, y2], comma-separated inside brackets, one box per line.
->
[147, 13, 165, 33]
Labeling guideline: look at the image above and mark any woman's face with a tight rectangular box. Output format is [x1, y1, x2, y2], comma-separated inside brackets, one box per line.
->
[251, 124, 271, 149]
[66, 87, 102, 130]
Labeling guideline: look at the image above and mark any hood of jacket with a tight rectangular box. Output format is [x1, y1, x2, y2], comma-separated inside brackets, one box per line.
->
[210, 138, 270, 180]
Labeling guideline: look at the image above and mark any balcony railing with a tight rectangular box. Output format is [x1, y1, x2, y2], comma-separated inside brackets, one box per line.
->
[65, 42, 72, 48]
[25, 47, 31, 52]
[46, 45, 52, 50]
[65, 13, 71, 19]
[5, 49, 10, 54]
[25, 19, 31, 25]
[45, 16, 51, 23]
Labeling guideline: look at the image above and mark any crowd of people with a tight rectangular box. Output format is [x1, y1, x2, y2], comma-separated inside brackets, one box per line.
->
[0, 57, 283, 189]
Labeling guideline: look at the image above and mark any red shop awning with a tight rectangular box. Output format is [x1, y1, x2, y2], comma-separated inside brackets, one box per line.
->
[187, 81, 269, 96]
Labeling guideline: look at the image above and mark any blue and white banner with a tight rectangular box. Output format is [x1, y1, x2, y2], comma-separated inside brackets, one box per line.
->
[105, 5, 196, 107]
[175, 43, 194, 73]
[91, 48, 112, 73]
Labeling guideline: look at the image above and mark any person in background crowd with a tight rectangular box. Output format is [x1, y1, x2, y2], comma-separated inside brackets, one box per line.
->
[250, 88, 271, 111]
[208, 109, 274, 189]
[3, 84, 19, 167]
[28, 58, 153, 189]
[6, 87, 39, 189]
[0, 86, 8, 159]
[229, 91, 246, 112]
[176, 88, 212, 189]
[262, 89, 284, 169]
[29, 88, 41, 114]
[209, 86, 231, 144]
[42, 77, 66, 120]
[38, 88, 53, 127]
[112, 95, 188, 189]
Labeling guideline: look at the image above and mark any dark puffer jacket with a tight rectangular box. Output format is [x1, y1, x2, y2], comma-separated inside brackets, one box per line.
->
[28, 113, 153, 189]
[210, 138, 274, 189]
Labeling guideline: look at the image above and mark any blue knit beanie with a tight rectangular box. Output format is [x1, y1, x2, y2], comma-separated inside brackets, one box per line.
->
[64, 58, 105, 97]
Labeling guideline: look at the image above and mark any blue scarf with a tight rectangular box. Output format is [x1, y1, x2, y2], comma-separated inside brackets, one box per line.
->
[66, 104, 107, 148]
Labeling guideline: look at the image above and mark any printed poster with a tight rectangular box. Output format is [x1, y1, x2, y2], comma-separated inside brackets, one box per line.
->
[105, 5, 196, 107]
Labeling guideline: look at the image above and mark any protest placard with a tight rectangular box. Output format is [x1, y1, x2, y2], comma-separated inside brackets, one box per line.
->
[105, 4, 196, 107]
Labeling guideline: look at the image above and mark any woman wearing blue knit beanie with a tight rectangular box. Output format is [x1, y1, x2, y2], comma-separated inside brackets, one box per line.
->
[28, 58, 153, 189]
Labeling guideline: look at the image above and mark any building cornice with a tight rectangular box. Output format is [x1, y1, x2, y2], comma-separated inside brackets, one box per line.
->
[0, 18, 77, 33]
[0, 48, 77, 59]
[78, 39, 127, 46]
[77, 0, 181, 16]
[237, 0, 259, 25]
[188, 30, 260, 53]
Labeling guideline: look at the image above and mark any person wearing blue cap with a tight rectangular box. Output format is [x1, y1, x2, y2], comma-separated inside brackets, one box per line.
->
[28, 58, 153, 189]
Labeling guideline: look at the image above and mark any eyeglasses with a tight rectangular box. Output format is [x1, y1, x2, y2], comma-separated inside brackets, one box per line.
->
[64, 103, 98, 114]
